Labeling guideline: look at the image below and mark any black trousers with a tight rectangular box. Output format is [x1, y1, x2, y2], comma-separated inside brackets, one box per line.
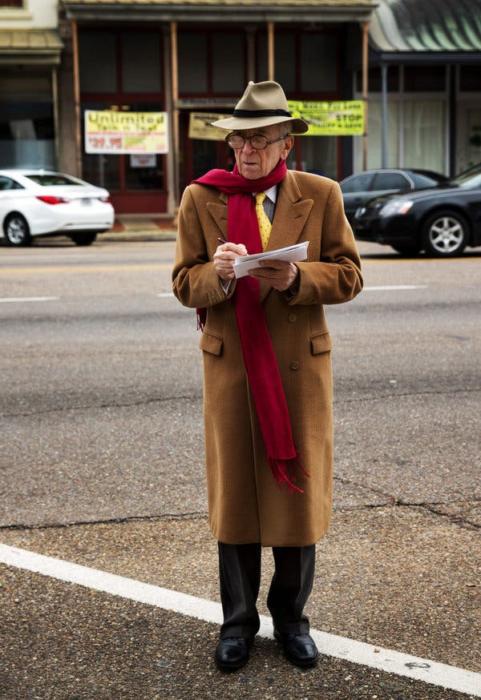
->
[218, 542, 315, 639]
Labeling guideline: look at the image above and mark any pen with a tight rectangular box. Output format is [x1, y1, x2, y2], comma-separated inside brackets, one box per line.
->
[217, 237, 228, 244]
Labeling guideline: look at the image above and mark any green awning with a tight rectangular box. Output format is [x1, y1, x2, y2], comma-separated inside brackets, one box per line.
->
[370, 0, 481, 62]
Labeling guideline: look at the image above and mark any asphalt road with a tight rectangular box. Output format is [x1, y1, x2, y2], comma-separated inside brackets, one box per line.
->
[0, 239, 480, 699]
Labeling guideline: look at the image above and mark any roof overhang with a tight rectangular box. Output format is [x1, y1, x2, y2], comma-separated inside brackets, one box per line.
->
[368, 0, 481, 64]
[0, 30, 63, 66]
[61, 1, 376, 24]
[372, 51, 481, 65]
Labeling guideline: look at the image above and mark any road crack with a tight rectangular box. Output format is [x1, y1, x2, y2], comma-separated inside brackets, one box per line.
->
[2, 386, 480, 419]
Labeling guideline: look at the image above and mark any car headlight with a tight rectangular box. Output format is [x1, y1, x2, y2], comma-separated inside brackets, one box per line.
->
[380, 199, 414, 217]
[355, 206, 366, 218]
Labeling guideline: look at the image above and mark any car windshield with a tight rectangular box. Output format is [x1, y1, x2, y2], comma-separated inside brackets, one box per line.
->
[24, 173, 86, 186]
[450, 164, 481, 190]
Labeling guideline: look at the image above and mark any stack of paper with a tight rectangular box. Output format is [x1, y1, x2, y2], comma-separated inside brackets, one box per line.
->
[233, 241, 309, 279]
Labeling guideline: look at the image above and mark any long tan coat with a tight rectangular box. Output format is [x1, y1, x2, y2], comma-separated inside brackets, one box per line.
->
[172, 170, 362, 546]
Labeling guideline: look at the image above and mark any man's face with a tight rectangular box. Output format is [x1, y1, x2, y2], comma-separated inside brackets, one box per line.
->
[231, 124, 294, 180]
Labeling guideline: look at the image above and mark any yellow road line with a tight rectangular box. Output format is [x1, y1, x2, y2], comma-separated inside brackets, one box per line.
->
[0, 263, 173, 275]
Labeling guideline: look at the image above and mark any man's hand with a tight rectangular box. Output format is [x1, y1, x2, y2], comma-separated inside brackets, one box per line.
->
[213, 242, 248, 281]
[249, 259, 299, 291]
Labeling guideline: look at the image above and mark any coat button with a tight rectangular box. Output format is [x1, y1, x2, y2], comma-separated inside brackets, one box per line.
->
[288, 313, 297, 323]
[290, 360, 299, 371]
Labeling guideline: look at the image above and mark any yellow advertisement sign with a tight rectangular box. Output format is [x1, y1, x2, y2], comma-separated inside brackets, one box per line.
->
[84, 110, 169, 154]
[288, 100, 365, 135]
[189, 112, 230, 141]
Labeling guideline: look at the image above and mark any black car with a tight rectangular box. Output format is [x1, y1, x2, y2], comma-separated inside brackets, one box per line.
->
[352, 164, 481, 257]
[340, 168, 448, 222]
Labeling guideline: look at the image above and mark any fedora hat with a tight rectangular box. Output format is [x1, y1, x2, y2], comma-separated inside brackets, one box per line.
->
[211, 81, 309, 134]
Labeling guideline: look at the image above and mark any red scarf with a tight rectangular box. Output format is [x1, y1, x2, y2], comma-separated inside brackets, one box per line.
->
[194, 160, 306, 493]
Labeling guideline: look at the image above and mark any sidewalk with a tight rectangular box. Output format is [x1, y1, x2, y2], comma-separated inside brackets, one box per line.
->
[99, 216, 177, 243]
[1, 505, 479, 699]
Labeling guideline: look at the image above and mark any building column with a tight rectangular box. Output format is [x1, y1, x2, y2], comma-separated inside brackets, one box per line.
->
[381, 63, 389, 167]
[71, 18, 82, 177]
[267, 22, 275, 80]
[169, 21, 180, 209]
[164, 26, 176, 216]
[51, 66, 60, 168]
[57, 17, 78, 176]
[448, 64, 457, 177]
[361, 21, 369, 170]
[246, 27, 256, 82]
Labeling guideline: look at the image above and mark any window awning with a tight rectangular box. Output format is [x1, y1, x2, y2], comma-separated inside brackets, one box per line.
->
[370, 0, 481, 63]
[61, 0, 376, 23]
[0, 30, 63, 66]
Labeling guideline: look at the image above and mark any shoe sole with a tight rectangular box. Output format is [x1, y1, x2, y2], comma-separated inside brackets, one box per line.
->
[215, 658, 249, 672]
[274, 632, 320, 668]
[214, 638, 254, 672]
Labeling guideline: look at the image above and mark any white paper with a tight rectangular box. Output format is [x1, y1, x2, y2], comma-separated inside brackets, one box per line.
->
[233, 241, 309, 279]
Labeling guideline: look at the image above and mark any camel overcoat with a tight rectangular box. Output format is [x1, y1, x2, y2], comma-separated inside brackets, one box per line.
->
[172, 170, 362, 546]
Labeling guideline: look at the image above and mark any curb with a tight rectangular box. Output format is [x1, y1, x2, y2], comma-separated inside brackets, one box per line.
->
[98, 230, 177, 243]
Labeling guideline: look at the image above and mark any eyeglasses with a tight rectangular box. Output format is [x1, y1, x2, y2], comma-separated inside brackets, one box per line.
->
[225, 132, 289, 150]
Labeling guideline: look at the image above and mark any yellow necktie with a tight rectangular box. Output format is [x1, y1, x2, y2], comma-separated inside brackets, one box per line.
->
[255, 192, 272, 251]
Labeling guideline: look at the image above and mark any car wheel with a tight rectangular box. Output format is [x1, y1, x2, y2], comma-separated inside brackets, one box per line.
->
[422, 210, 467, 257]
[391, 243, 421, 257]
[4, 213, 31, 246]
[70, 232, 97, 246]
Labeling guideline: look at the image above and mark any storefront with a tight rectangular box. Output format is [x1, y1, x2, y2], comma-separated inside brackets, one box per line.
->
[352, 0, 481, 177]
[60, 0, 374, 214]
[0, 29, 63, 170]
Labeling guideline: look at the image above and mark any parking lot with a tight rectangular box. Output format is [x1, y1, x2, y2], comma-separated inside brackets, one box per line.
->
[0, 238, 480, 699]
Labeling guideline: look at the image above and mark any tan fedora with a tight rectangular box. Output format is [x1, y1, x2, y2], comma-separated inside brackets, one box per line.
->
[211, 80, 308, 134]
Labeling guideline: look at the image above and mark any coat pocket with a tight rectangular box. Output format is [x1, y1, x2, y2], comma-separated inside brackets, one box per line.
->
[199, 331, 223, 356]
[310, 331, 332, 355]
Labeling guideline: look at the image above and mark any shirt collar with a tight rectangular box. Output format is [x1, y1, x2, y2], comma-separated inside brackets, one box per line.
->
[253, 184, 277, 203]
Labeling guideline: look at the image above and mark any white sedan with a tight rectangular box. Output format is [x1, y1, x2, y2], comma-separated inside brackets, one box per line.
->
[0, 169, 115, 246]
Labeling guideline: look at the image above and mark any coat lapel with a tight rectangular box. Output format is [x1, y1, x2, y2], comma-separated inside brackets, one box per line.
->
[259, 172, 313, 302]
[266, 172, 313, 252]
[206, 192, 228, 240]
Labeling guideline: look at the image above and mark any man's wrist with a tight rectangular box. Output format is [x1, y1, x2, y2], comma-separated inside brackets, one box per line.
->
[284, 266, 300, 299]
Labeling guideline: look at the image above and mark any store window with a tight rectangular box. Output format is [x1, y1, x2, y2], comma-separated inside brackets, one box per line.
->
[360, 101, 400, 170]
[212, 33, 245, 94]
[356, 99, 445, 173]
[459, 65, 481, 91]
[257, 30, 339, 94]
[403, 100, 445, 172]
[0, 68, 55, 169]
[179, 32, 208, 94]
[79, 33, 116, 93]
[297, 137, 337, 179]
[404, 66, 445, 92]
[356, 67, 399, 92]
[257, 33, 296, 92]
[122, 33, 162, 93]
[301, 34, 337, 93]
[179, 31, 245, 95]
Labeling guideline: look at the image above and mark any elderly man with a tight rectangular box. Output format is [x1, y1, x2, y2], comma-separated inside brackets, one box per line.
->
[172, 81, 362, 672]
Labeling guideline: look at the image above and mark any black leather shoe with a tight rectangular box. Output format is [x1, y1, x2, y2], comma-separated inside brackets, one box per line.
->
[215, 637, 252, 672]
[274, 631, 319, 668]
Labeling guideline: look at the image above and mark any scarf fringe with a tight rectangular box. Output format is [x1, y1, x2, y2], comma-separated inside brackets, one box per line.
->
[268, 455, 309, 495]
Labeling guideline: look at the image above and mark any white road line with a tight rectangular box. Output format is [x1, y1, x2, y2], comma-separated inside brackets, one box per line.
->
[0, 296, 59, 303]
[1, 543, 479, 697]
[364, 285, 427, 291]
